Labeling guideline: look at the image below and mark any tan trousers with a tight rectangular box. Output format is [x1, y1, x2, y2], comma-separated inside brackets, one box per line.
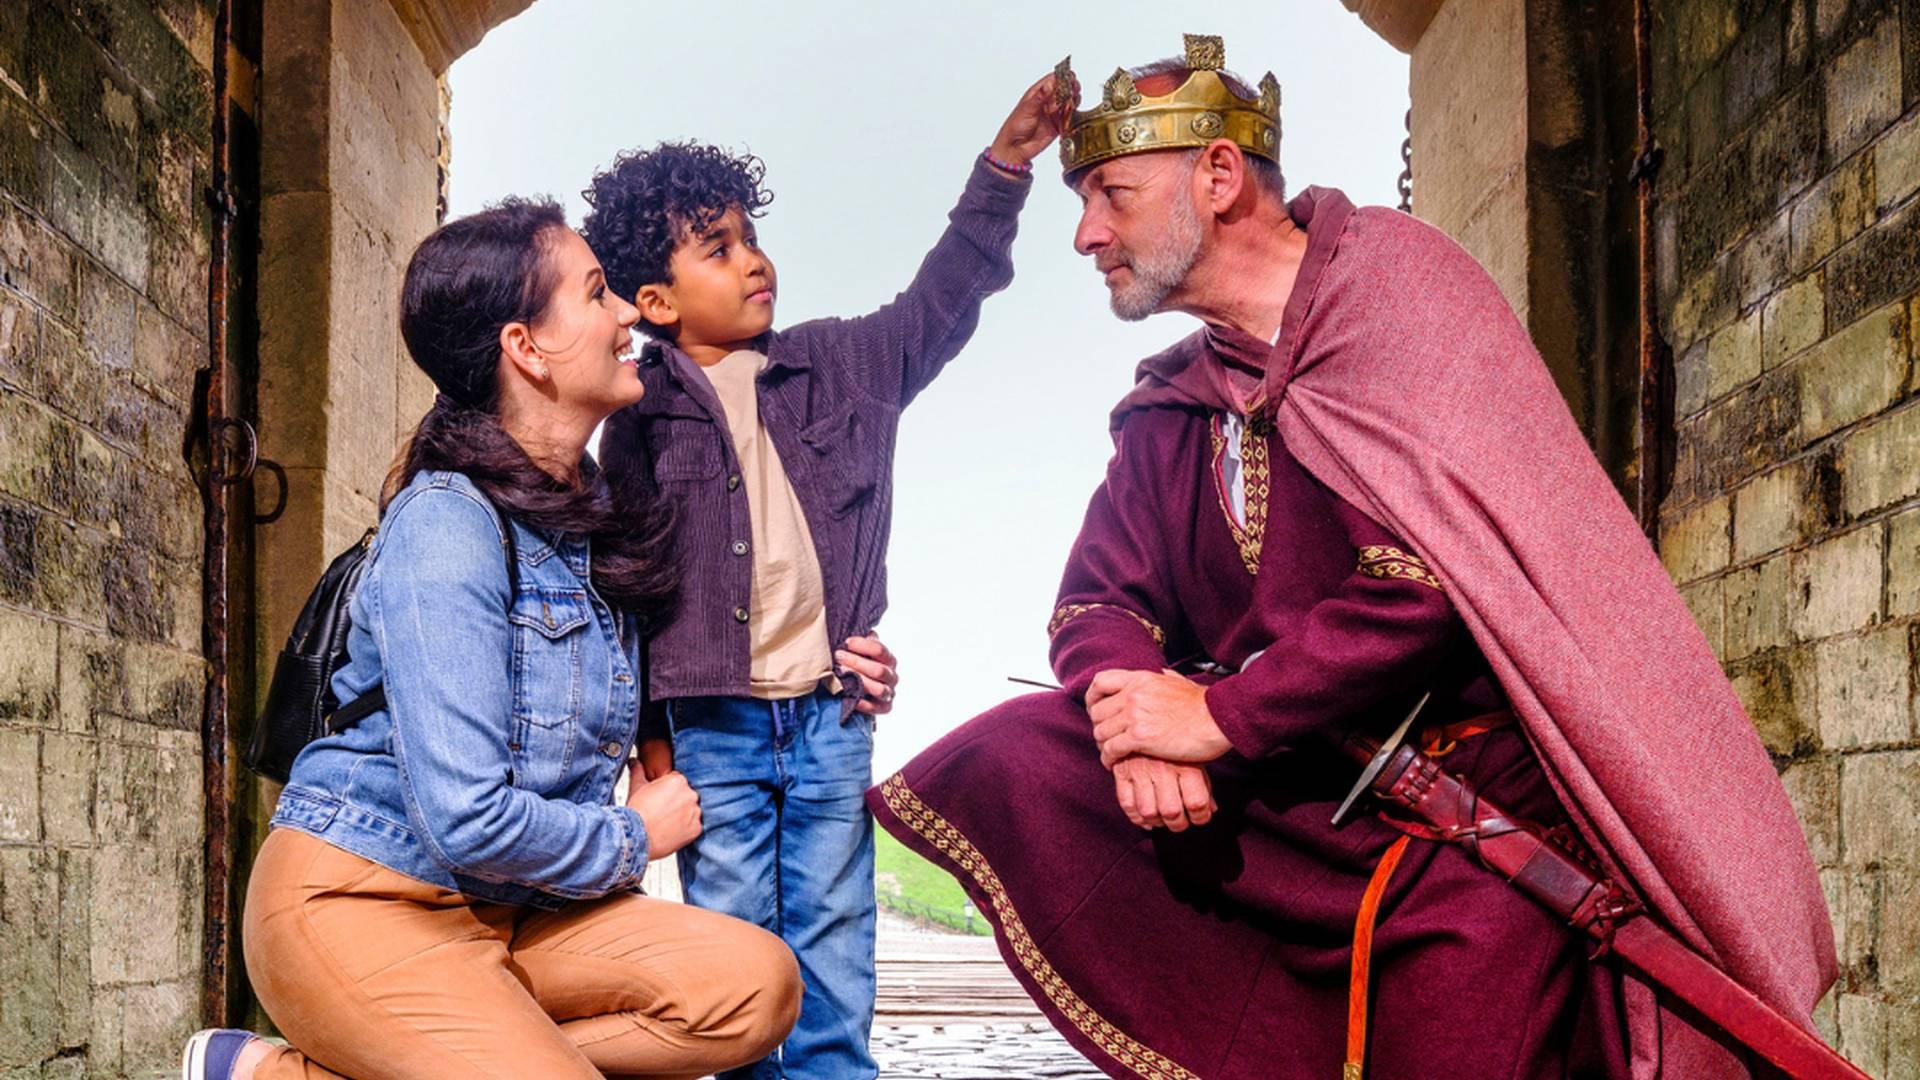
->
[242, 829, 801, 1079]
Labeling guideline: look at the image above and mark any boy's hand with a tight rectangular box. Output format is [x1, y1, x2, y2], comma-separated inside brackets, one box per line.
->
[838, 634, 899, 717]
[989, 71, 1071, 171]
[638, 737, 673, 781]
[625, 764, 702, 860]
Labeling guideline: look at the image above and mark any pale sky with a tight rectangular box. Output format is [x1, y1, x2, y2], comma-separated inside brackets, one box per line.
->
[448, 0, 1410, 777]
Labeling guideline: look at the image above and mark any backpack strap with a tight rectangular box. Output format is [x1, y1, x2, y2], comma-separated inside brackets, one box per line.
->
[327, 498, 519, 733]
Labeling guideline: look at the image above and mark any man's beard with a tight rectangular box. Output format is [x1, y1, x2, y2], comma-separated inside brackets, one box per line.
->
[1105, 194, 1203, 322]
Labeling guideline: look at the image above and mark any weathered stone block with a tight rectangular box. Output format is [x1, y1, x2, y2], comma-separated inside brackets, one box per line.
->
[1794, 524, 1883, 640]
[1722, 2, 1782, 133]
[1881, 867, 1920, 998]
[1829, 864, 1881, 983]
[1762, 272, 1824, 368]
[0, 848, 59, 1067]
[1705, 304, 1762, 402]
[1726, 555, 1795, 660]
[39, 730, 93, 846]
[89, 845, 186, 986]
[1842, 403, 1920, 518]
[116, 980, 195, 1078]
[127, 642, 202, 733]
[1679, 577, 1726, 658]
[1781, 756, 1841, 864]
[56, 848, 89, 1050]
[1838, 992, 1890, 1076]
[0, 727, 39, 842]
[34, 519, 108, 629]
[1738, 209, 1793, 310]
[1840, 750, 1920, 865]
[1676, 337, 1710, 418]
[1661, 494, 1731, 582]
[1890, 508, 1920, 618]
[0, 287, 40, 394]
[1825, 14, 1902, 161]
[1814, 627, 1912, 749]
[1791, 158, 1870, 274]
[1733, 461, 1806, 561]
[142, 217, 207, 340]
[1829, 190, 1920, 328]
[77, 261, 137, 374]
[1731, 648, 1817, 755]
[37, 319, 109, 431]
[57, 625, 127, 734]
[1750, 79, 1826, 216]
[1878, 108, 1920, 213]
[0, 603, 57, 729]
[0, 202, 77, 321]
[1796, 301, 1907, 443]
[130, 298, 198, 407]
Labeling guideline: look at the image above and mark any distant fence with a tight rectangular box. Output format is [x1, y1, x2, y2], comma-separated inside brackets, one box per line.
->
[878, 894, 990, 936]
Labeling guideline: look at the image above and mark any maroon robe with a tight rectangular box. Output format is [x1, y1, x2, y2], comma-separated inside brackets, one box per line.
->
[872, 378, 1611, 1077]
[872, 188, 1832, 1078]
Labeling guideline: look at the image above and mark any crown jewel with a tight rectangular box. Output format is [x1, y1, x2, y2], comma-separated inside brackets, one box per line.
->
[1056, 34, 1281, 178]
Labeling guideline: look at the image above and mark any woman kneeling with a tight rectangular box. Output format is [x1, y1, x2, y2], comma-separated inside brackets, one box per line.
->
[186, 199, 800, 1080]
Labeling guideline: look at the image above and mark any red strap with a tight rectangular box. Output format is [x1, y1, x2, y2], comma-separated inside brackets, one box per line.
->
[1346, 834, 1411, 1079]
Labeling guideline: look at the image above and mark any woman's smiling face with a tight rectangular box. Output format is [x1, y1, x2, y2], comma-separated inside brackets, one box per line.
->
[526, 227, 646, 420]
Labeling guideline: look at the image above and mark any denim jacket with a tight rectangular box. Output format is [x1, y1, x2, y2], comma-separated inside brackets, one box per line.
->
[270, 470, 648, 909]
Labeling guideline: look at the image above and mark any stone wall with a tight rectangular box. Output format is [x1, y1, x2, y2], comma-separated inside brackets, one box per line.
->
[0, 1, 216, 1075]
[1651, 0, 1920, 1070]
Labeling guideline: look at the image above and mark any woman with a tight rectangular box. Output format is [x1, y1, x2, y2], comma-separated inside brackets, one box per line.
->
[183, 199, 894, 1079]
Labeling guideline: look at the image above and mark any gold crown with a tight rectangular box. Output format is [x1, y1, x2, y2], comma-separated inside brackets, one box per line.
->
[1055, 34, 1280, 178]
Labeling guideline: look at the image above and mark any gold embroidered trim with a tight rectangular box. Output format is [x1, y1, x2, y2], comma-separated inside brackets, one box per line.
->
[1048, 602, 1167, 646]
[1210, 414, 1270, 576]
[877, 774, 1203, 1080]
[1357, 545, 1443, 591]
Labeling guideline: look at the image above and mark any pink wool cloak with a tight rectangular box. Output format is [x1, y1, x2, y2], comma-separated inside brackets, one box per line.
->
[1198, 186, 1836, 1076]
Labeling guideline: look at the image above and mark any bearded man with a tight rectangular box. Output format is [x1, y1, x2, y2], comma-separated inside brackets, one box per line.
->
[868, 36, 1839, 1080]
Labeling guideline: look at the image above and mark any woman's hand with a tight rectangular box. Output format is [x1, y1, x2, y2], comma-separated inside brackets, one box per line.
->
[839, 634, 899, 717]
[625, 763, 701, 860]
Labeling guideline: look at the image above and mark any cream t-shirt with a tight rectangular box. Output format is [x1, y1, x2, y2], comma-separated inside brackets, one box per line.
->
[699, 349, 836, 699]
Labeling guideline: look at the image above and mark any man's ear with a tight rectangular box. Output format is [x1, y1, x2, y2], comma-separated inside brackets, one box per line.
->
[635, 283, 679, 336]
[1197, 139, 1248, 215]
[499, 320, 546, 381]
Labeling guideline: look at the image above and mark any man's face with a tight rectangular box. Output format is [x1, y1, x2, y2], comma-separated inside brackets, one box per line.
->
[1071, 152, 1204, 322]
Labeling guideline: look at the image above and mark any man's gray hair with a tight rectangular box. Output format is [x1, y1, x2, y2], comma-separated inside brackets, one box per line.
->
[1129, 57, 1288, 203]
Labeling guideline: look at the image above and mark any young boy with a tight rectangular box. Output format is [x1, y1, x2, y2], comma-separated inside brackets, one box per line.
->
[584, 77, 1063, 1079]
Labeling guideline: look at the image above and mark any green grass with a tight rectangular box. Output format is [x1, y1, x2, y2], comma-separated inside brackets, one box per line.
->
[874, 828, 991, 935]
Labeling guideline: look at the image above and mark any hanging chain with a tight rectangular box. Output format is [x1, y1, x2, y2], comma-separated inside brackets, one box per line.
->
[1397, 108, 1413, 213]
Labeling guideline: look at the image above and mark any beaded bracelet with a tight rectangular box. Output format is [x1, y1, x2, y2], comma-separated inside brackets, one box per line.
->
[982, 146, 1033, 176]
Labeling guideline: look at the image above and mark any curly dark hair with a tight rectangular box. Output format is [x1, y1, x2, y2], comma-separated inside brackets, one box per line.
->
[580, 141, 775, 338]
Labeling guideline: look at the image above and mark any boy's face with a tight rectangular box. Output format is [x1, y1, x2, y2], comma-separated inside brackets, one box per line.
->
[635, 205, 777, 352]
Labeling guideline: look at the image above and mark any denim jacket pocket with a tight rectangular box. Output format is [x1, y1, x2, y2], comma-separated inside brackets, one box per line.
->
[799, 405, 877, 517]
[507, 586, 590, 791]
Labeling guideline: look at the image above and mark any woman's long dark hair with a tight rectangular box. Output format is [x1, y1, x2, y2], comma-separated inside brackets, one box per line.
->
[389, 197, 676, 618]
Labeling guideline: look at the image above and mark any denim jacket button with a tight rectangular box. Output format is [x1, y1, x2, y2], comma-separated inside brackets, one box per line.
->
[731, 540, 749, 556]
[601, 741, 622, 758]
[733, 606, 750, 623]
[614, 671, 632, 684]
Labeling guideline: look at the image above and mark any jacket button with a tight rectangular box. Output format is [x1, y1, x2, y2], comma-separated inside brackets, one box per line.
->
[602, 741, 622, 758]
[733, 606, 750, 623]
[614, 671, 632, 683]
[731, 540, 749, 556]
[727, 474, 741, 491]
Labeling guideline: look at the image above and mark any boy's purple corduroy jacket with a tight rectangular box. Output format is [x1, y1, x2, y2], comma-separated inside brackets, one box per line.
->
[600, 157, 1031, 716]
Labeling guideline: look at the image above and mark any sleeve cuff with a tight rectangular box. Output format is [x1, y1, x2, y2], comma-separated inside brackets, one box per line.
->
[1204, 677, 1289, 760]
[962, 155, 1034, 215]
[611, 805, 650, 888]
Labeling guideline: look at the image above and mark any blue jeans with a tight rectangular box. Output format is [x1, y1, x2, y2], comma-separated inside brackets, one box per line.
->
[668, 687, 877, 1080]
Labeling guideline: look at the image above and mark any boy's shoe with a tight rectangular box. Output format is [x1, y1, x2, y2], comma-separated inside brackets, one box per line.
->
[180, 1029, 258, 1080]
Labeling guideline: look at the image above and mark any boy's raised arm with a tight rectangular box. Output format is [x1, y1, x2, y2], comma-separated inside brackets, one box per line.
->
[818, 73, 1067, 409]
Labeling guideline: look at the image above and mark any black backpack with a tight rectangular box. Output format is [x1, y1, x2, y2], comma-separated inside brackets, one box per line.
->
[245, 503, 517, 783]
